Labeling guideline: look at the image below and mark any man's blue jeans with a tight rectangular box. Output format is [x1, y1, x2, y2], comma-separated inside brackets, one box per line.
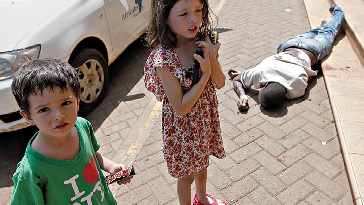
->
[277, 6, 344, 62]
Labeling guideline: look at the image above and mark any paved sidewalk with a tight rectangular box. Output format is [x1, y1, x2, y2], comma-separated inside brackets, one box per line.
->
[84, 0, 361, 204]
[1, 0, 363, 204]
[308, 0, 364, 204]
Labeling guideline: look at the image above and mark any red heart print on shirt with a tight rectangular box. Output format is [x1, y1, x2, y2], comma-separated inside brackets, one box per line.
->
[83, 156, 99, 183]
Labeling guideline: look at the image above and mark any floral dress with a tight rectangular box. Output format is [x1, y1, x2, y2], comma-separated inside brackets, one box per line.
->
[144, 45, 226, 178]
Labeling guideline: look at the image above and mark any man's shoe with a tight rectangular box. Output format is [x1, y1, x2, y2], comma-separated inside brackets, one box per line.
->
[329, 4, 337, 13]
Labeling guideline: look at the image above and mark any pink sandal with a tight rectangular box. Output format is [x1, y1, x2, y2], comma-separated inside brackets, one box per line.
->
[193, 194, 228, 205]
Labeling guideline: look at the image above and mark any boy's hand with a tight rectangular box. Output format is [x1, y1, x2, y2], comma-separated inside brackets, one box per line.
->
[107, 164, 134, 185]
[117, 175, 133, 185]
[109, 164, 127, 173]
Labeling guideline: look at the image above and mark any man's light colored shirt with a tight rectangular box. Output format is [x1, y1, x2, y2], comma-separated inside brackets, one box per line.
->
[241, 48, 317, 99]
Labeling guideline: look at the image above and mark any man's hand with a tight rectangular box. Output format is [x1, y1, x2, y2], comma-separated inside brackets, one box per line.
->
[237, 95, 249, 112]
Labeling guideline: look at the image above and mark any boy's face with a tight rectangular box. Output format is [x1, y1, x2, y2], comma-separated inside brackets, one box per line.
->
[20, 87, 80, 139]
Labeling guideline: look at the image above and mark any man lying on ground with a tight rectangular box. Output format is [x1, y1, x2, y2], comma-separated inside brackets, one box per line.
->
[229, 4, 344, 111]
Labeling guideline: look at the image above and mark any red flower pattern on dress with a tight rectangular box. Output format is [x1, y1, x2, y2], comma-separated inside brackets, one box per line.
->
[144, 46, 226, 178]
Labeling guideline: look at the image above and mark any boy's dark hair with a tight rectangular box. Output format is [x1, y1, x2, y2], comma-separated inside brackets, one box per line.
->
[11, 58, 80, 115]
[258, 82, 286, 109]
[147, 0, 216, 49]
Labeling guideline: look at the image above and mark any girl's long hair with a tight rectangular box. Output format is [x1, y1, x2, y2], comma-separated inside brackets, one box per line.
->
[146, 0, 217, 49]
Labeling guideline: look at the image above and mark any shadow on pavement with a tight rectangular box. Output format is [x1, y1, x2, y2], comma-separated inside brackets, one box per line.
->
[86, 39, 152, 130]
[0, 125, 38, 188]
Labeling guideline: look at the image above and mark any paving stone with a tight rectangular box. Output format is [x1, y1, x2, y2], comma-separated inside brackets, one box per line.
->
[207, 164, 233, 190]
[235, 197, 256, 205]
[134, 195, 160, 205]
[257, 121, 287, 141]
[220, 118, 244, 140]
[156, 163, 176, 185]
[279, 116, 308, 134]
[148, 176, 177, 204]
[304, 153, 341, 179]
[255, 135, 286, 157]
[278, 129, 310, 149]
[305, 191, 336, 205]
[300, 109, 332, 129]
[135, 151, 165, 172]
[220, 176, 259, 203]
[236, 115, 265, 133]
[251, 167, 286, 196]
[277, 144, 311, 167]
[224, 158, 260, 182]
[233, 128, 263, 147]
[276, 180, 315, 204]
[248, 186, 281, 205]
[230, 142, 262, 163]
[254, 151, 286, 175]
[210, 155, 238, 172]
[302, 137, 337, 160]
[305, 171, 347, 201]
[278, 160, 313, 186]
[302, 122, 336, 143]
[221, 134, 240, 154]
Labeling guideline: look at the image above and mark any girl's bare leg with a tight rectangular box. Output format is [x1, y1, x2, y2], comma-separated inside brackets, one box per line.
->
[177, 173, 195, 205]
[194, 169, 213, 204]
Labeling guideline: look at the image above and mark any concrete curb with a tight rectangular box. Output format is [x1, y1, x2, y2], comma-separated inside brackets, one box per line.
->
[305, 0, 364, 204]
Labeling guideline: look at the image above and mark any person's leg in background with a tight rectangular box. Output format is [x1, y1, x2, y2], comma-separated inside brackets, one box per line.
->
[313, 5, 344, 61]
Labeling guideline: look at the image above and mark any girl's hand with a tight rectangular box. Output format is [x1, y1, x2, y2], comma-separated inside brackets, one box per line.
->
[205, 35, 221, 60]
[194, 41, 211, 77]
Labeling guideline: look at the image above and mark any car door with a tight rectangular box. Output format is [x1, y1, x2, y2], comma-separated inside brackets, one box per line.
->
[102, 0, 149, 57]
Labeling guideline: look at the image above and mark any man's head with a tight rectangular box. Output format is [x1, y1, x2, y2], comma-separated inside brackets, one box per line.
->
[258, 82, 286, 109]
[11, 58, 80, 116]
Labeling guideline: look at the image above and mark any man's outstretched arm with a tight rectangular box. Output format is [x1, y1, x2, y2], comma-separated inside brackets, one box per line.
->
[233, 75, 249, 111]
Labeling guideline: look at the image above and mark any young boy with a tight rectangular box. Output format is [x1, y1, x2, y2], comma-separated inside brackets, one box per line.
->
[10, 58, 131, 204]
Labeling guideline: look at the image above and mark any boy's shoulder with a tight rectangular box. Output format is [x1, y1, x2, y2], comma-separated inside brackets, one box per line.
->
[76, 116, 89, 124]
[75, 116, 92, 128]
[75, 117, 94, 136]
[12, 152, 38, 181]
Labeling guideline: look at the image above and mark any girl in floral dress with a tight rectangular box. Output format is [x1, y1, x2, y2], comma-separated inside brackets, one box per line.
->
[144, 0, 226, 204]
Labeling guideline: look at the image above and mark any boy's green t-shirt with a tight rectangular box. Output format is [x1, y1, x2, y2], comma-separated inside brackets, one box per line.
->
[10, 117, 117, 205]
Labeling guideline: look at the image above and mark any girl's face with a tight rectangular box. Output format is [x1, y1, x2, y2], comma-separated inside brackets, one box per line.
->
[167, 0, 203, 41]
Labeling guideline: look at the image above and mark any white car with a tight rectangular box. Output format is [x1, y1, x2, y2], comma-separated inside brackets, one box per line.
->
[0, 0, 151, 133]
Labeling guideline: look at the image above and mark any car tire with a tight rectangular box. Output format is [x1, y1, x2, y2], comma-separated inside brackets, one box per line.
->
[71, 48, 108, 114]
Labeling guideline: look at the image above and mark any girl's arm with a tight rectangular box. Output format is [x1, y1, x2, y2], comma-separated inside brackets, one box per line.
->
[209, 54, 225, 89]
[156, 48, 212, 116]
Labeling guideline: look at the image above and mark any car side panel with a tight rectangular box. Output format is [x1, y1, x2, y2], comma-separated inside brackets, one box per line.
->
[16, 0, 112, 62]
[102, 0, 151, 59]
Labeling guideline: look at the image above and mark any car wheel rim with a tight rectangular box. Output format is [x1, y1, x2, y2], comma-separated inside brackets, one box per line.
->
[78, 59, 104, 104]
